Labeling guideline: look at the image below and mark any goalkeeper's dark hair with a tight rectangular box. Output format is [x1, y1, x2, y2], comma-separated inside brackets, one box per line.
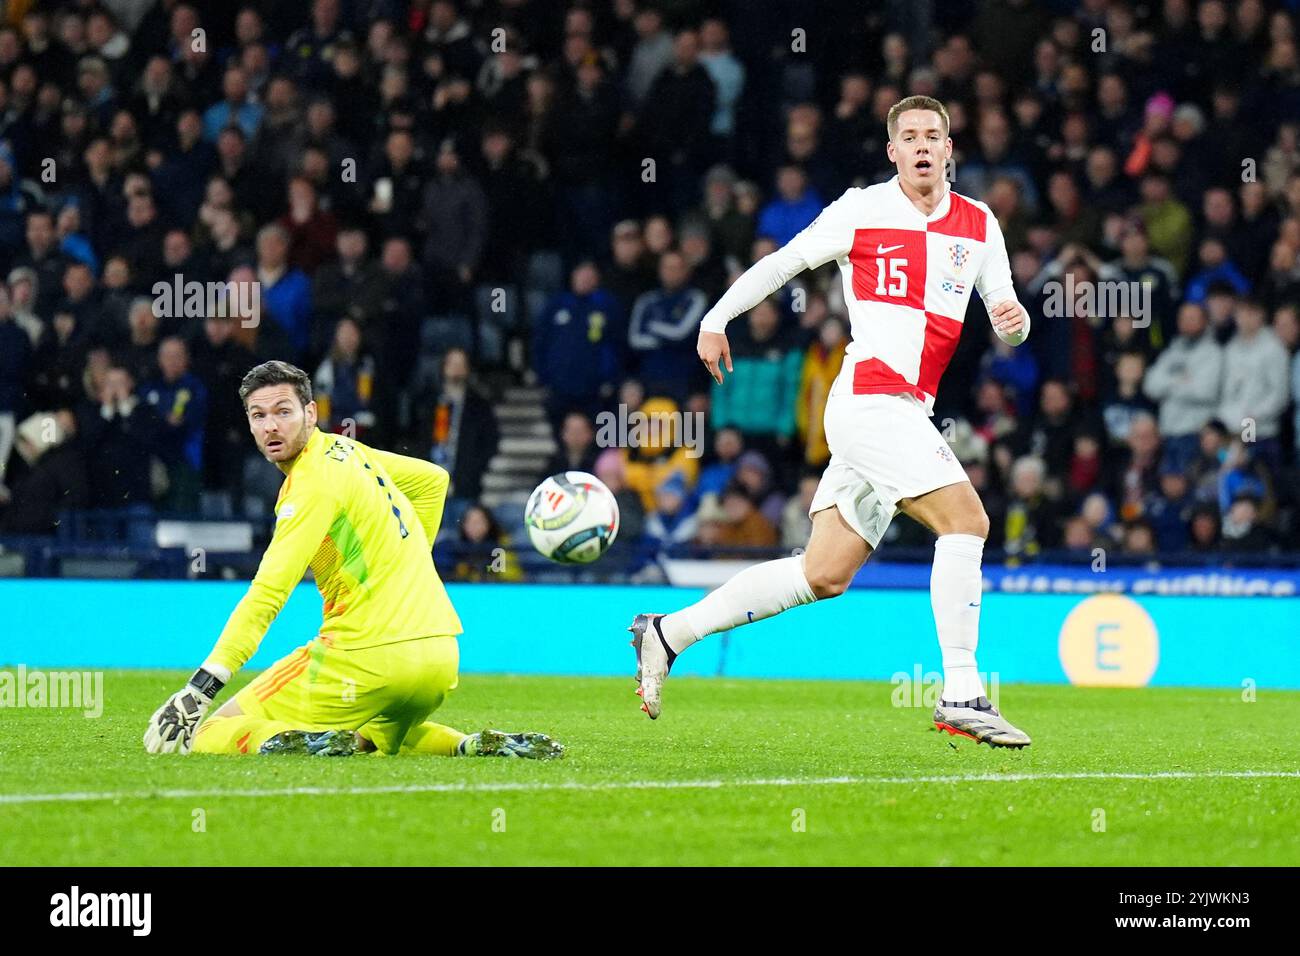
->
[239, 360, 312, 409]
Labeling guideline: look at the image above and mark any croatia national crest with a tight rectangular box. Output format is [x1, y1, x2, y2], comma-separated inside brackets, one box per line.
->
[948, 243, 969, 272]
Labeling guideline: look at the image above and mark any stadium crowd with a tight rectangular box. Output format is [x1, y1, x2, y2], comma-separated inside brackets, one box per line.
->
[1, 0, 1300, 573]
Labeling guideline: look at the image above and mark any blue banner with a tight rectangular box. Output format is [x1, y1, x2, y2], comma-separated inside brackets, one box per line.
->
[1, 580, 1298, 689]
[853, 561, 1300, 597]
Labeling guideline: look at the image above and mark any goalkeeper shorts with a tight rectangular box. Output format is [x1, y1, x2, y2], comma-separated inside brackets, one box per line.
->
[232, 634, 460, 755]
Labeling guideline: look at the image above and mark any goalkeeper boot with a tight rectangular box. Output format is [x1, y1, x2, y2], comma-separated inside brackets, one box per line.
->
[933, 697, 1031, 749]
[258, 729, 361, 756]
[459, 729, 565, 759]
[628, 613, 675, 719]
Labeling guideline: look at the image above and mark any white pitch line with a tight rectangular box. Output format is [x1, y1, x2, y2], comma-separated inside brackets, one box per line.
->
[1, 770, 1297, 806]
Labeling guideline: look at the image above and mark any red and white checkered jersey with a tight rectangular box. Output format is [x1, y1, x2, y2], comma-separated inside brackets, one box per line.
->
[700, 175, 1026, 413]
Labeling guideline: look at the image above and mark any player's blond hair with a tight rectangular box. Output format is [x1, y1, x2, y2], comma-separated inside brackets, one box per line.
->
[887, 96, 951, 140]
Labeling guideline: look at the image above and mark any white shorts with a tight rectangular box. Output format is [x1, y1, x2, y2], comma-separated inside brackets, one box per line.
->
[808, 392, 969, 548]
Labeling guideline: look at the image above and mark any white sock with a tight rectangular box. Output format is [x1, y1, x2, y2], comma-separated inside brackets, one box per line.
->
[660, 555, 817, 654]
[932, 533, 986, 704]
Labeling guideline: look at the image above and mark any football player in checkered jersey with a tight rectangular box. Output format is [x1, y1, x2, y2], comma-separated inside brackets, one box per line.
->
[630, 96, 1032, 748]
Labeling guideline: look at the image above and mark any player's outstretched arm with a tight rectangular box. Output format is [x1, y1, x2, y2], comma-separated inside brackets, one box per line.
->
[367, 447, 450, 545]
[697, 189, 859, 382]
[144, 472, 337, 754]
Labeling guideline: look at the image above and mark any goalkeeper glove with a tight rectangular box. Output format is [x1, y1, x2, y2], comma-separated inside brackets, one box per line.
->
[143, 667, 226, 755]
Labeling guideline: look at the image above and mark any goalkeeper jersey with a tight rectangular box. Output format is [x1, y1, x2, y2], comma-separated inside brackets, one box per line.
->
[209, 428, 462, 672]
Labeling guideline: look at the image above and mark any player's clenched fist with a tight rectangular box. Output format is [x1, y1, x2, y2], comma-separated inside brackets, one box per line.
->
[698, 330, 733, 385]
[143, 668, 225, 754]
[990, 300, 1027, 338]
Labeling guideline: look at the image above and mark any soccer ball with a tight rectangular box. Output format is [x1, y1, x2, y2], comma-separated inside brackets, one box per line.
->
[525, 471, 620, 564]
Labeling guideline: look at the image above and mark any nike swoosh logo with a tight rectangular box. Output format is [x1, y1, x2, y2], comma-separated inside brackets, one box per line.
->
[876, 243, 905, 254]
[968, 602, 980, 607]
[747, 611, 755, 624]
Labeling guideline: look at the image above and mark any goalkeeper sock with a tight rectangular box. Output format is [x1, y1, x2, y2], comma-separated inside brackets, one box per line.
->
[659, 555, 816, 654]
[401, 720, 468, 756]
[931, 533, 986, 703]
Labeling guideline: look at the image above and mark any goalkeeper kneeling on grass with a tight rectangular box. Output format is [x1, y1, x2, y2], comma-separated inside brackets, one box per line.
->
[143, 360, 563, 759]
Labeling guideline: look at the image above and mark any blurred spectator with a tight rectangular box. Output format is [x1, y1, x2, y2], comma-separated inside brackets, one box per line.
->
[1147, 466, 1195, 552]
[1217, 298, 1290, 468]
[189, 314, 256, 497]
[313, 318, 377, 440]
[256, 224, 312, 360]
[1189, 503, 1222, 553]
[957, 108, 1038, 210]
[1135, 172, 1193, 276]
[278, 176, 338, 275]
[312, 226, 385, 335]
[1120, 520, 1158, 557]
[77, 364, 159, 508]
[1216, 438, 1272, 519]
[7, 267, 43, 347]
[1061, 514, 1100, 554]
[1221, 492, 1272, 553]
[1101, 351, 1157, 448]
[1002, 455, 1060, 559]
[119, 297, 162, 384]
[369, 128, 428, 240]
[0, 409, 87, 534]
[796, 315, 846, 469]
[1068, 431, 1103, 501]
[623, 397, 699, 513]
[141, 337, 207, 513]
[375, 236, 426, 392]
[422, 347, 498, 500]
[420, 138, 486, 319]
[533, 260, 625, 431]
[594, 447, 646, 566]
[1185, 237, 1251, 304]
[15, 209, 69, 316]
[697, 18, 744, 144]
[704, 483, 778, 552]
[1017, 379, 1077, 478]
[711, 297, 801, 455]
[541, 411, 599, 479]
[0, 285, 31, 499]
[203, 65, 263, 143]
[606, 220, 656, 317]
[1111, 411, 1163, 523]
[450, 503, 522, 582]
[756, 166, 822, 247]
[733, 450, 785, 530]
[634, 28, 717, 213]
[623, 6, 673, 109]
[644, 473, 699, 555]
[696, 426, 744, 501]
[780, 472, 820, 550]
[1143, 301, 1224, 470]
[628, 251, 707, 401]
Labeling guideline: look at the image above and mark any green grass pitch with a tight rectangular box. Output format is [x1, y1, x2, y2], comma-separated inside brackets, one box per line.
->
[3, 671, 1298, 866]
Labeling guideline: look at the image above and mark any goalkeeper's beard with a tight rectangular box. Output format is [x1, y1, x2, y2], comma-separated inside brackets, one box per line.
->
[261, 420, 313, 465]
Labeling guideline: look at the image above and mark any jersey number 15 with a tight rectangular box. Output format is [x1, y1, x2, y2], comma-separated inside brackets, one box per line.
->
[874, 257, 908, 297]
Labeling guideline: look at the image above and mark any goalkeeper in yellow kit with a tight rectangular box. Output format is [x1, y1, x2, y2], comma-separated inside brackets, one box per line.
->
[143, 360, 562, 759]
